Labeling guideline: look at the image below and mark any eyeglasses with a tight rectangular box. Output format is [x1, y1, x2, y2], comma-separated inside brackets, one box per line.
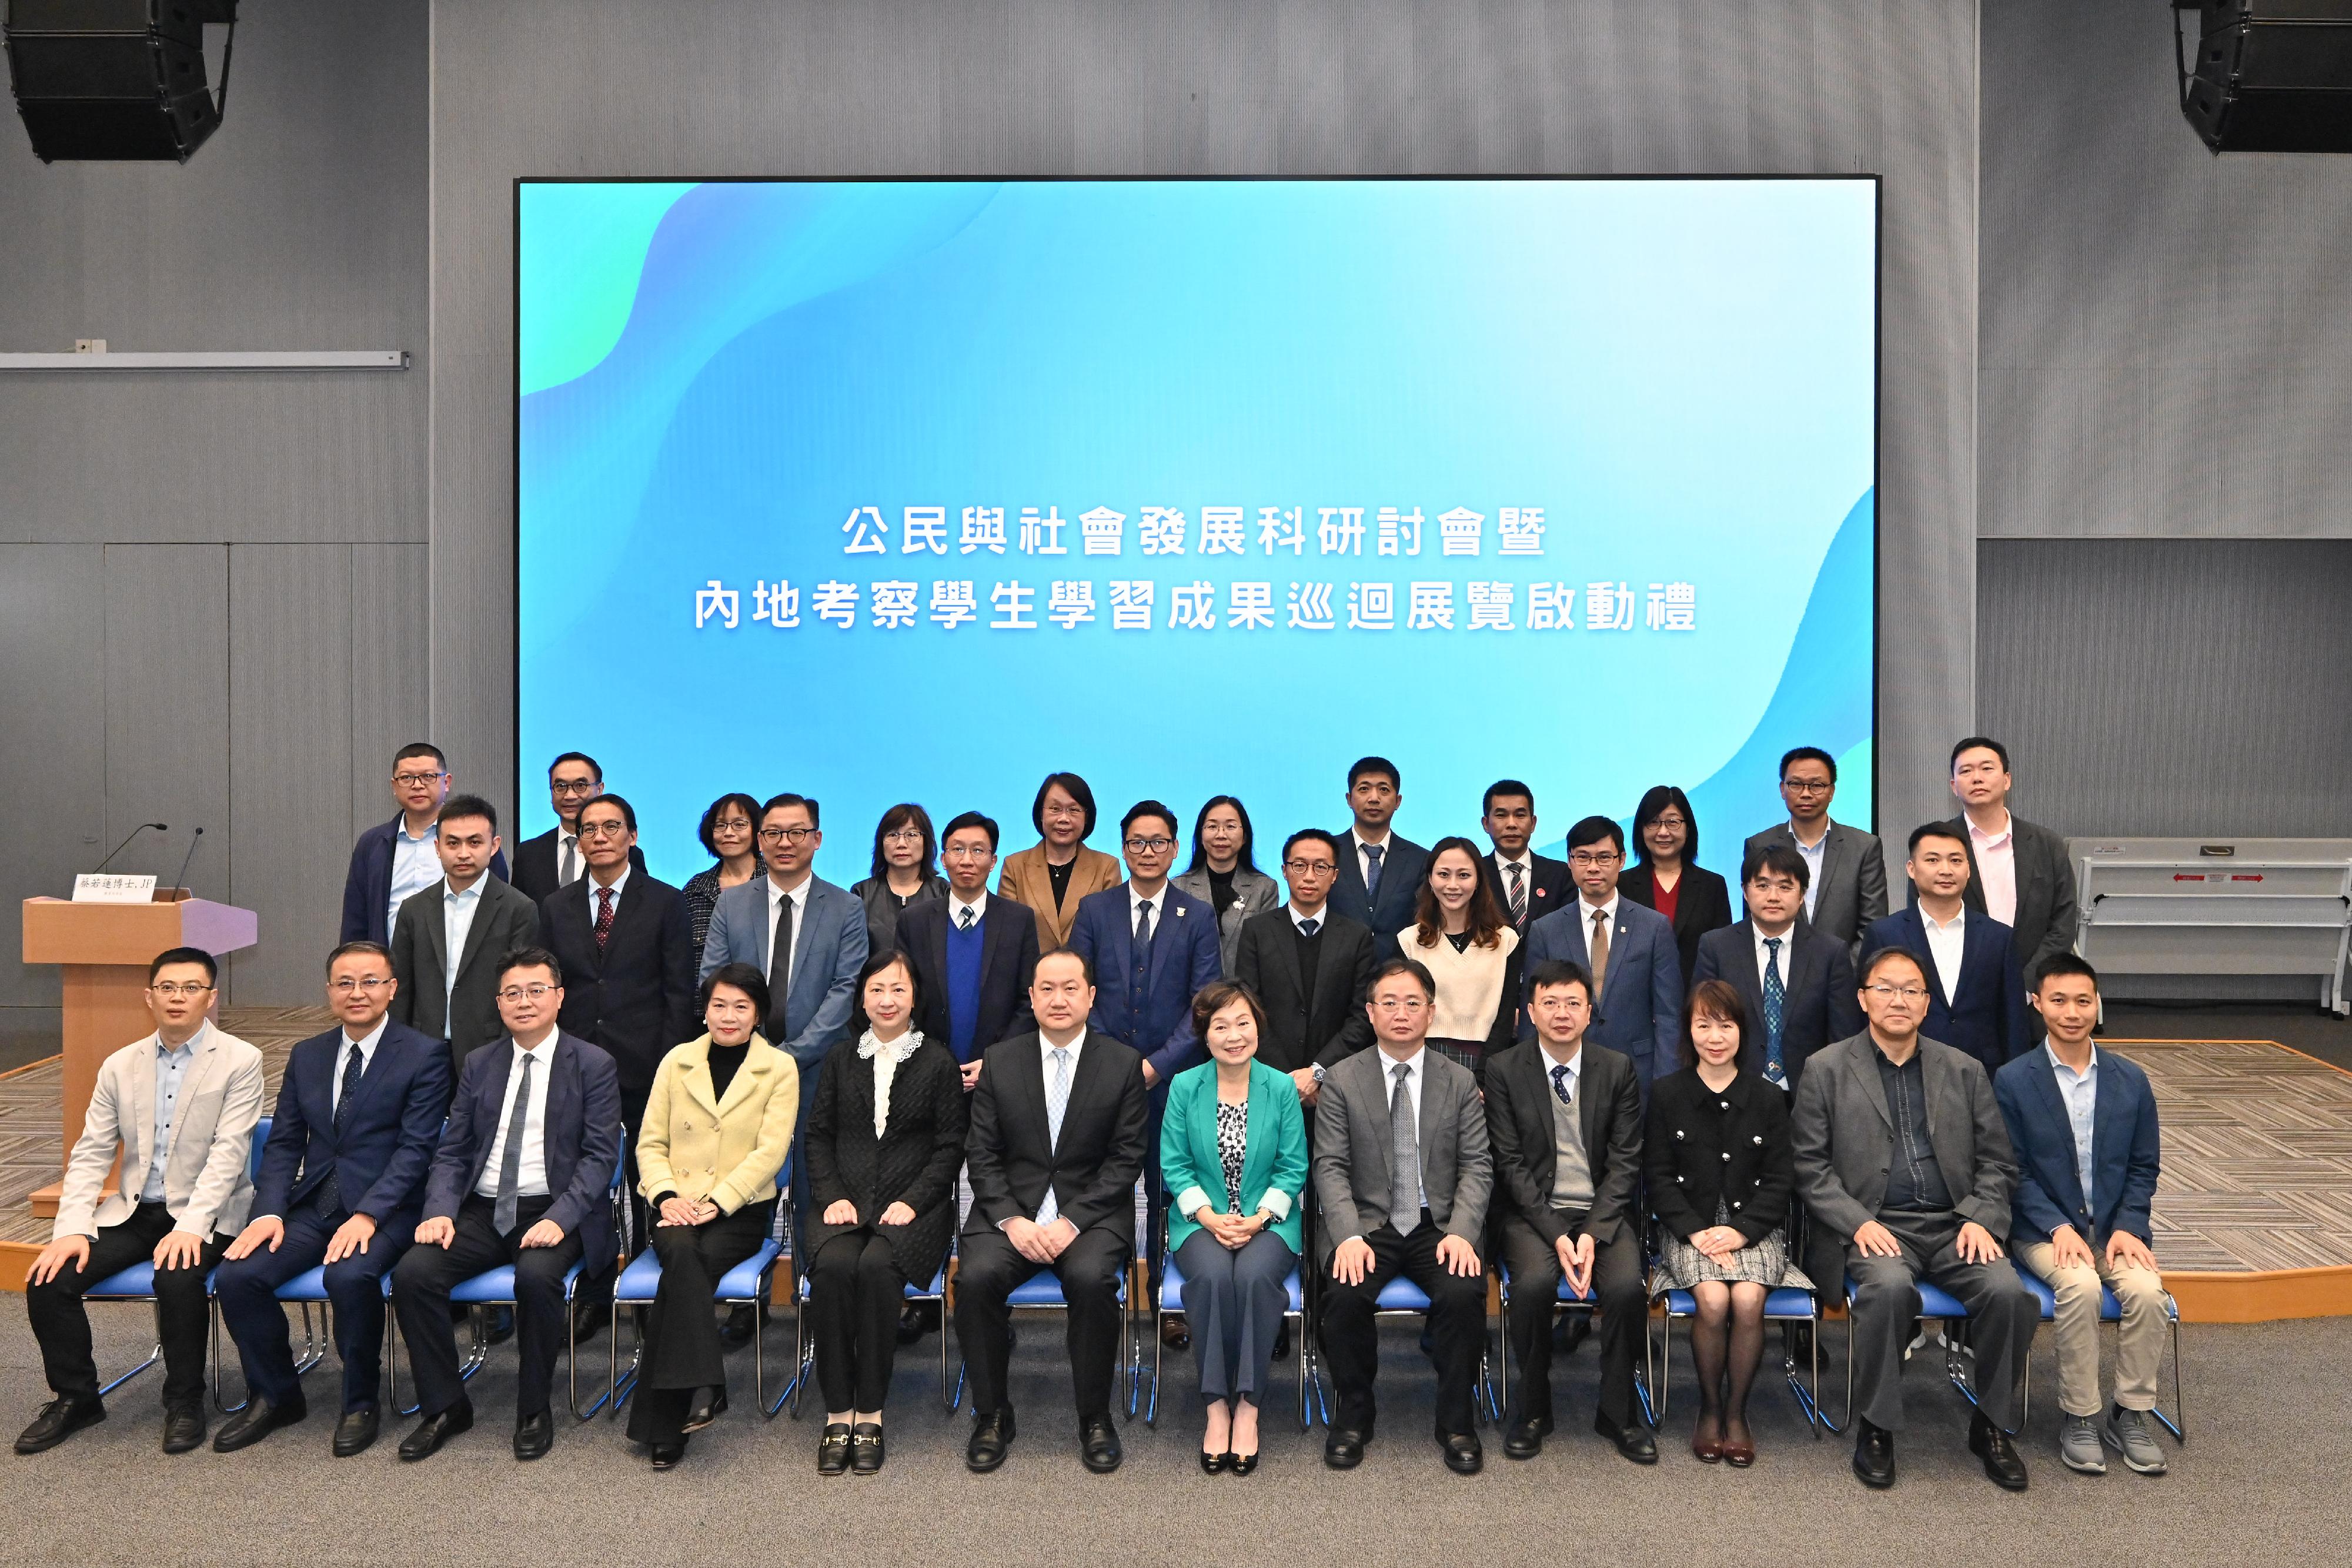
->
[1041, 805, 1084, 821]
[549, 779, 600, 797]
[881, 828, 924, 845]
[1282, 858, 1337, 874]
[496, 983, 559, 1002]
[1124, 836, 1174, 854]
[1568, 851, 1621, 868]
[1864, 984, 1929, 1001]
[759, 825, 815, 844]
[943, 845, 994, 861]
[710, 817, 753, 833]
[148, 982, 214, 999]
[577, 820, 630, 839]
[1372, 997, 1428, 1014]
[1649, 815, 1688, 831]
[392, 771, 447, 788]
[1780, 779, 1833, 795]
[329, 977, 393, 994]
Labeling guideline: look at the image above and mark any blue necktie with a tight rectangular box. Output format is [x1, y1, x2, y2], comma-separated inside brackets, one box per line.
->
[1363, 843, 1385, 901]
[314, 1041, 365, 1215]
[1037, 1048, 1073, 1226]
[1550, 1062, 1575, 1107]
[1762, 937, 1787, 1085]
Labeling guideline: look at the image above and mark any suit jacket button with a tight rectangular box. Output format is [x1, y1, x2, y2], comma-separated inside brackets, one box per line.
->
[1675, 1175, 1685, 1183]
[1732, 1201, 1743, 1209]
[1720, 1152, 1730, 1161]
[1674, 1129, 1685, 1140]
[1753, 1134, 1764, 1145]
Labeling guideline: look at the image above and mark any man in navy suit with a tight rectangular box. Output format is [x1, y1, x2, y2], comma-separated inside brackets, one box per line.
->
[212, 941, 449, 1456]
[1478, 778, 1571, 938]
[1068, 800, 1223, 1090]
[897, 810, 1038, 1086]
[339, 743, 509, 945]
[390, 947, 622, 1463]
[1521, 817, 1682, 1090]
[1691, 842, 1862, 1091]
[1861, 824, 2030, 1078]
[1327, 756, 1429, 941]
[1996, 954, 2170, 1478]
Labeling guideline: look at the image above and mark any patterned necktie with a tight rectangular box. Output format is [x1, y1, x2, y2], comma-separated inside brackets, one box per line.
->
[1549, 1061, 1575, 1108]
[1363, 843, 1385, 900]
[1762, 936, 1788, 1085]
[958, 905, 975, 930]
[1508, 862, 1528, 927]
[314, 1040, 366, 1213]
[1388, 1061, 1421, 1234]
[1037, 1047, 1073, 1226]
[1589, 908, 1611, 995]
[594, 885, 616, 951]
[493, 1052, 534, 1233]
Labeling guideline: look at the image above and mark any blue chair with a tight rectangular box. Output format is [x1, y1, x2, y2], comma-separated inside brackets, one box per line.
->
[1838, 1273, 2026, 1434]
[2011, 1259, 2186, 1440]
[951, 1264, 1140, 1419]
[784, 1251, 954, 1419]
[1492, 1262, 1599, 1426]
[602, 1238, 783, 1420]
[1141, 1247, 1309, 1430]
[81, 1115, 270, 1411]
[1297, 1273, 1494, 1432]
[1642, 1279, 1823, 1435]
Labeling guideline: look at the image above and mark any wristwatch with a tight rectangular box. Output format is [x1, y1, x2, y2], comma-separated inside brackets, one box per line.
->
[1309, 1063, 1328, 1084]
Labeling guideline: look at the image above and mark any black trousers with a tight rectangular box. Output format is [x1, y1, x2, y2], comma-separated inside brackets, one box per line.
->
[1847, 1209, 2036, 1432]
[25, 1203, 225, 1408]
[808, 1231, 908, 1413]
[213, 1199, 415, 1412]
[390, 1196, 584, 1419]
[1175, 1228, 1294, 1405]
[1317, 1215, 1486, 1438]
[1496, 1208, 1645, 1428]
[623, 1201, 772, 1445]
[953, 1225, 1131, 1419]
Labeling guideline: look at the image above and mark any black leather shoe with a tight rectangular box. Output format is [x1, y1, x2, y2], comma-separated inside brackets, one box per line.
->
[397, 1403, 472, 1461]
[1556, 1313, 1591, 1355]
[483, 1305, 516, 1346]
[15, 1395, 104, 1455]
[818, 1422, 853, 1476]
[681, 1388, 727, 1433]
[850, 1422, 885, 1475]
[1228, 1447, 1258, 1476]
[650, 1440, 685, 1470]
[896, 1301, 940, 1346]
[1502, 1417, 1549, 1460]
[569, 1302, 608, 1346]
[1440, 1430, 1484, 1475]
[1597, 1413, 1658, 1464]
[718, 1303, 759, 1350]
[513, 1409, 553, 1461]
[1324, 1425, 1370, 1469]
[1080, 1413, 1122, 1473]
[966, 1407, 1014, 1473]
[162, 1404, 206, 1455]
[1853, 1419, 1896, 1489]
[1200, 1447, 1231, 1474]
[213, 1393, 306, 1452]
[332, 1406, 379, 1458]
[1970, 1412, 2030, 1491]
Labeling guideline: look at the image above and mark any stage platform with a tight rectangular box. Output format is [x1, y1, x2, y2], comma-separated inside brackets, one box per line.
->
[2, 1015, 2347, 1320]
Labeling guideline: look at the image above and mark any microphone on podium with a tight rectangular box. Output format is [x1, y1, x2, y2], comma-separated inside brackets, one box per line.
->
[93, 823, 168, 874]
[169, 827, 206, 897]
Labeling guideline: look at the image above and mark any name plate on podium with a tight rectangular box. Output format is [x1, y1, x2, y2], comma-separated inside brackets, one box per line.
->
[72, 873, 159, 904]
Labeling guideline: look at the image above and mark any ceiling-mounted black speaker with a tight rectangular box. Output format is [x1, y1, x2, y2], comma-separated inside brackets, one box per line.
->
[4, 0, 238, 162]
[2179, 1, 2352, 152]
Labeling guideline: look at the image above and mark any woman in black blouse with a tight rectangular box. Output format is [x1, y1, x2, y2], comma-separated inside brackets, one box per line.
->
[849, 803, 949, 960]
[1645, 979, 1805, 1467]
[1618, 784, 1734, 990]
[801, 949, 967, 1475]
[680, 792, 761, 972]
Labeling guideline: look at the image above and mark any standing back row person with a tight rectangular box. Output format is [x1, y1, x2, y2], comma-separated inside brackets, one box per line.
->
[1478, 779, 1571, 938]
[997, 772, 1121, 952]
[1522, 816, 1682, 1091]
[340, 743, 509, 946]
[1232, 828, 1378, 1105]
[850, 802, 948, 962]
[896, 810, 1038, 1085]
[1619, 784, 1733, 992]
[389, 794, 540, 1088]
[681, 791, 762, 973]
[1328, 756, 1428, 941]
[1742, 745, 1886, 961]
[1863, 824, 2031, 1078]
[1942, 737, 2080, 988]
[1171, 794, 1279, 976]
[512, 751, 643, 904]
[1391, 835, 1521, 1080]
[1692, 842, 1862, 1092]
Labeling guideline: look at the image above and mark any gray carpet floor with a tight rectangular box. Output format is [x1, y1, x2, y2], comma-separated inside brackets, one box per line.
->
[0, 1303, 2336, 1565]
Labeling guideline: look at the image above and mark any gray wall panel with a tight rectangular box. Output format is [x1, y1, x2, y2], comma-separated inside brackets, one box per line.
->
[349, 543, 434, 834]
[0, 546, 106, 1009]
[229, 546, 353, 1002]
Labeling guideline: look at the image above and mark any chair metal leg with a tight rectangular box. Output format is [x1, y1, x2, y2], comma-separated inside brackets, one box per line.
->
[457, 1305, 489, 1382]
[1146, 1299, 1164, 1429]
[938, 1293, 956, 1411]
[763, 1279, 799, 1419]
[1290, 1309, 1308, 1432]
[2154, 1300, 2187, 1441]
[1655, 1302, 1672, 1425]
[609, 1304, 646, 1419]
[211, 1301, 248, 1414]
[389, 1308, 420, 1418]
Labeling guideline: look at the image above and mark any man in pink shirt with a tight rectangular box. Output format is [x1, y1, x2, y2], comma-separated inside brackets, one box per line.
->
[1936, 738, 2081, 985]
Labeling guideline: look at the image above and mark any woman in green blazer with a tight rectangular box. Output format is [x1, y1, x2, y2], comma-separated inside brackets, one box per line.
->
[1161, 980, 1308, 1475]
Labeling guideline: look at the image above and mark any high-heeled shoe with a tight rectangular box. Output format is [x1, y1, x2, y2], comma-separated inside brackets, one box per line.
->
[1200, 1448, 1231, 1474]
[1722, 1415, 1756, 1468]
[1228, 1447, 1259, 1476]
[1692, 1411, 1723, 1463]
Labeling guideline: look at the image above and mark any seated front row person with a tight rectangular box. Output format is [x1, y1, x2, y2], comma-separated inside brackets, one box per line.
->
[392, 947, 622, 1465]
[624, 962, 798, 1470]
[1161, 981, 1308, 1475]
[1315, 958, 1492, 1476]
[1792, 946, 2036, 1494]
[802, 950, 967, 1477]
[18, 948, 263, 1457]
[955, 948, 1150, 1476]
[1995, 954, 2170, 1478]
[1484, 958, 1649, 1465]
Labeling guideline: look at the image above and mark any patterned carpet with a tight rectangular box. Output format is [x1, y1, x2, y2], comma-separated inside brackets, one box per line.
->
[5, 1019, 2351, 1272]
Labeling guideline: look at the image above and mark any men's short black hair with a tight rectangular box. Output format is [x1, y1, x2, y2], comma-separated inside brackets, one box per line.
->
[1034, 945, 1095, 987]
[579, 792, 637, 834]
[496, 946, 564, 986]
[940, 810, 1000, 852]
[1369, 956, 1435, 1001]
[1907, 821, 1967, 855]
[325, 940, 392, 974]
[437, 793, 499, 835]
[148, 946, 217, 985]
[1281, 827, 1342, 864]
[760, 792, 818, 830]
[1031, 772, 1097, 838]
[1348, 755, 1401, 793]
[1120, 799, 1179, 841]
[1565, 815, 1624, 855]
[1860, 946, 1926, 987]
[1949, 735, 2011, 774]
[1779, 745, 1837, 783]
[1740, 841, 1810, 891]
[2033, 952, 2100, 992]
[1525, 958, 1593, 1001]
[393, 741, 447, 770]
[548, 751, 603, 781]
[1482, 778, 1534, 815]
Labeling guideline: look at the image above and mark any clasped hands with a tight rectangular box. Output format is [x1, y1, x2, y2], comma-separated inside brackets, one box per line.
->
[1194, 1206, 1267, 1252]
[1002, 1214, 1079, 1264]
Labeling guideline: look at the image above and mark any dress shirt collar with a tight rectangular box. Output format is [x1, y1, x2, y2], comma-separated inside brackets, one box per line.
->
[1288, 902, 1329, 933]
[1038, 1030, 1085, 1067]
[444, 877, 484, 907]
[1789, 818, 1831, 851]
[340, 1014, 389, 1057]
[1494, 850, 1532, 877]
[587, 863, 632, 909]
[1127, 882, 1164, 920]
[1967, 810, 2014, 850]
[156, 1022, 204, 1062]
[767, 871, 811, 910]
[1921, 904, 1966, 935]
[395, 816, 436, 846]
[512, 1028, 559, 1063]
[1538, 1039, 1584, 1079]
[1378, 1044, 1426, 1082]
[1578, 892, 1619, 928]
[2046, 1042, 2098, 1084]
[1754, 920, 1796, 959]
[948, 890, 988, 927]
[1351, 827, 1391, 853]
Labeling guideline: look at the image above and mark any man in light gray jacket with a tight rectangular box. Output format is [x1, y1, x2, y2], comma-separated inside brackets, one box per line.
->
[18, 947, 263, 1456]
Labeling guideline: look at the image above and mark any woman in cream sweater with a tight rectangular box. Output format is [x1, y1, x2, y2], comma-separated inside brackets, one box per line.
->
[1391, 836, 1523, 1079]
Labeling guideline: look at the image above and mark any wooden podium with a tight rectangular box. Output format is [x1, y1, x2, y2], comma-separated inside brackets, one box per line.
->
[21, 891, 258, 1218]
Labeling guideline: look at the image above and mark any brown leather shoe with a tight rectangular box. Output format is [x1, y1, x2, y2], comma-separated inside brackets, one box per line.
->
[1722, 1413, 1755, 1467]
[1692, 1411, 1723, 1463]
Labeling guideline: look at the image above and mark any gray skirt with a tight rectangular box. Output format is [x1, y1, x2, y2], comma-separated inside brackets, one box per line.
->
[1658, 1201, 1812, 1292]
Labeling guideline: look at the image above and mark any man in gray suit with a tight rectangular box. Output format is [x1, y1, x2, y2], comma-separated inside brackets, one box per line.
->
[1743, 744, 1887, 961]
[698, 792, 868, 1081]
[390, 793, 541, 1090]
[1315, 958, 1492, 1475]
[1940, 736, 2080, 981]
[1792, 947, 2036, 1493]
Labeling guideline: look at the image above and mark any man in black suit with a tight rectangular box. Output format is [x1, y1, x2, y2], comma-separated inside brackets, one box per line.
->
[1483, 959, 1651, 1464]
[1479, 779, 1571, 938]
[510, 751, 643, 902]
[1234, 828, 1377, 1103]
[898, 810, 1039, 1089]
[390, 948, 623, 1463]
[1326, 755, 1429, 941]
[954, 948, 1150, 1476]
[389, 794, 542, 1091]
[1940, 736, 2081, 985]
[1692, 842, 1863, 1092]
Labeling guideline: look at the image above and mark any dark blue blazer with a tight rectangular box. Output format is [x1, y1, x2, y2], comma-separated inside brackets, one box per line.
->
[253, 1019, 450, 1225]
[423, 1029, 622, 1271]
[1859, 905, 2031, 1079]
[1327, 831, 1429, 940]
[1068, 884, 1222, 1082]
[340, 814, 510, 945]
[1994, 1047, 2160, 1248]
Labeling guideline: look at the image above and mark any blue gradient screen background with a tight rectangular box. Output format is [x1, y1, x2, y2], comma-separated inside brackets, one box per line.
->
[517, 179, 1876, 884]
